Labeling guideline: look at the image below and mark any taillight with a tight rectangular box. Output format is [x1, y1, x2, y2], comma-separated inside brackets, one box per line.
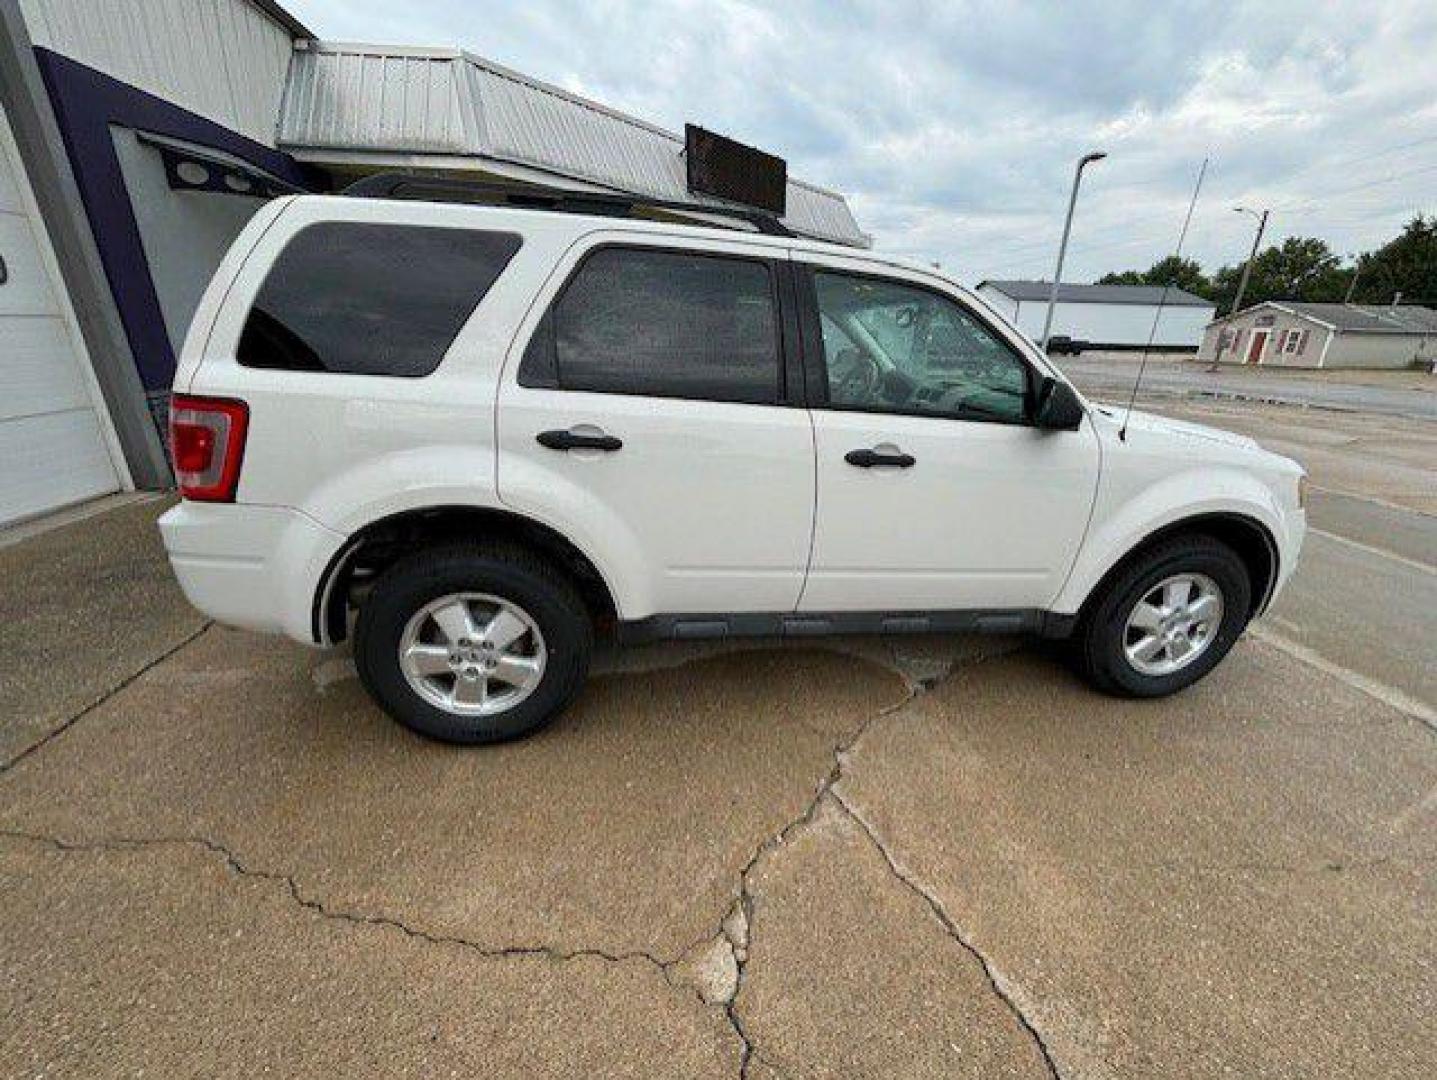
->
[169, 394, 248, 502]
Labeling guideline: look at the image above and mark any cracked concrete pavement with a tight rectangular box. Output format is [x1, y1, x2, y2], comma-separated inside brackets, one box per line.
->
[0, 496, 206, 767]
[3, 833, 738, 1078]
[3, 399, 1436, 1077]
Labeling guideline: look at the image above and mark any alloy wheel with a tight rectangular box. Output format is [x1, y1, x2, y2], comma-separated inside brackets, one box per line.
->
[397, 592, 547, 716]
[1122, 572, 1225, 677]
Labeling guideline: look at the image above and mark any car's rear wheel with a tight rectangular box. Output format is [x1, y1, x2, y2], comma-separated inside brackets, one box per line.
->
[1074, 535, 1251, 697]
[354, 544, 592, 744]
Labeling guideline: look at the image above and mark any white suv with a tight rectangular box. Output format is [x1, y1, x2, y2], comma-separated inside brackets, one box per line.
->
[159, 186, 1306, 744]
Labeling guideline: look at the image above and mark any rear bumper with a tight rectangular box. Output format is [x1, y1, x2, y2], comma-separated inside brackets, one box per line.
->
[158, 501, 346, 644]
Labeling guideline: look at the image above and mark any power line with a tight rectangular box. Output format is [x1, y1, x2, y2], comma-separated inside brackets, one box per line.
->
[1270, 160, 1437, 212]
[1230, 132, 1437, 204]
[969, 142, 1437, 277]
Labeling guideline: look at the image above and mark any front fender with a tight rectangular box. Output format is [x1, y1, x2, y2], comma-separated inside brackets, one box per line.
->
[1051, 466, 1291, 615]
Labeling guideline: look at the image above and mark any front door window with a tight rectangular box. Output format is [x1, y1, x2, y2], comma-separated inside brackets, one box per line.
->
[812, 272, 1030, 424]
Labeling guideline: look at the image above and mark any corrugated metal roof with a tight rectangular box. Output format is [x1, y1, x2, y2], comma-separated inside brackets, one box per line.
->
[980, 280, 1214, 308]
[1270, 301, 1437, 335]
[276, 42, 869, 247]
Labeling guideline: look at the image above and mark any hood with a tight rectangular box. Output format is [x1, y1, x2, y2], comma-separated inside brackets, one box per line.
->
[1090, 404, 1259, 451]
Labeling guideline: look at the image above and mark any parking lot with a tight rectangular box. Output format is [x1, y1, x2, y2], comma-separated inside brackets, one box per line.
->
[2, 394, 1434, 1078]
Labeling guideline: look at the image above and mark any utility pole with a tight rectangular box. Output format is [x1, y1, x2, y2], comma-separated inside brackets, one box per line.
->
[1228, 206, 1269, 316]
[1041, 150, 1107, 351]
[1210, 206, 1268, 370]
[1343, 260, 1361, 303]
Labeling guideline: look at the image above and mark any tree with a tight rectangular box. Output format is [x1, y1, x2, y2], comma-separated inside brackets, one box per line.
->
[1347, 215, 1437, 304]
[1209, 237, 1346, 311]
[1097, 256, 1213, 298]
[1145, 255, 1211, 296]
[1091, 220, 1435, 312]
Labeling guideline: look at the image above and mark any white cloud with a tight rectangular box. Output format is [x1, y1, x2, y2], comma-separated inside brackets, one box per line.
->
[284, 0, 1437, 285]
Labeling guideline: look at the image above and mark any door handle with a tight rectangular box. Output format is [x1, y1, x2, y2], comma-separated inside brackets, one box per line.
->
[536, 428, 623, 452]
[845, 447, 915, 468]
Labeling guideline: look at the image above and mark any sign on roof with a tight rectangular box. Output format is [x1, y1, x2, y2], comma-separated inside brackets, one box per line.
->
[685, 124, 787, 215]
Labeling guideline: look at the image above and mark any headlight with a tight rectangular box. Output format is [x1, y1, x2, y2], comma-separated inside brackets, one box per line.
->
[1297, 474, 1309, 509]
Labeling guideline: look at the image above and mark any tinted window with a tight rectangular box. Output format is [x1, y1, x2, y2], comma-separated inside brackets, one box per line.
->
[549, 248, 780, 404]
[813, 271, 1029, 424]
[238, 223, 520, 376]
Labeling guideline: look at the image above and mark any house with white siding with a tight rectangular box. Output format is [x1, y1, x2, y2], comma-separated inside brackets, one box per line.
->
[1197, 301, 1437, 369]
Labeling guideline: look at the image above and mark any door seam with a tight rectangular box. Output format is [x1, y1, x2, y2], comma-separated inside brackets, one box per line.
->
[793, 407, 820, 612]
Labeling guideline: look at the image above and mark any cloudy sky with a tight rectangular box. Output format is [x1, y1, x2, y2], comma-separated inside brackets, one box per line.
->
[285, 0, 1437, 285]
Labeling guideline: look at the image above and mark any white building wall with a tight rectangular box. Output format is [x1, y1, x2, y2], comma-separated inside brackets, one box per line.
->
[19, 0, 296, 146]
[1019, 301, 1214, 348]
[0, 102, 124, 524]
[977, 290, 1213, 348]
[1326, 332, 1433, 369]
[111, 129, 270, 353]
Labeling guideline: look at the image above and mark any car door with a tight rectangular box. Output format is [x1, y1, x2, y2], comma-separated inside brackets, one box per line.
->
[795, 254, 1101, 613]
[497, 234, 814, 620]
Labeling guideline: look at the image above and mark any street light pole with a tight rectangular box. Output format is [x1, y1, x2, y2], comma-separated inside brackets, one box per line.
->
[1228, 206, 1269, 316]
[1040, 150, 1107, 351]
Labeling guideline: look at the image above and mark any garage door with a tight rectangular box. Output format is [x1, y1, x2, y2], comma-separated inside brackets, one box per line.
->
[1, 103, 122, 526]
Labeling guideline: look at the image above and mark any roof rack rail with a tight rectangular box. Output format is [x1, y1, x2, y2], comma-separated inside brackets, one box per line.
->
[341, 172, 796, 238]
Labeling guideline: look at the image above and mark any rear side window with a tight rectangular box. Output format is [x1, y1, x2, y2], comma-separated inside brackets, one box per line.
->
[237, 222, 520, 376]
[525, 247, 780, 405]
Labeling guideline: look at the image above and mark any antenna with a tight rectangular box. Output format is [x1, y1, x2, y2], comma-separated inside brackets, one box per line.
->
[1120, 157, 1209, 442]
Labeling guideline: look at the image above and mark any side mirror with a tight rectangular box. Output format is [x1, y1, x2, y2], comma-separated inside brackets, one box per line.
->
[1034, 376, 1085, 431]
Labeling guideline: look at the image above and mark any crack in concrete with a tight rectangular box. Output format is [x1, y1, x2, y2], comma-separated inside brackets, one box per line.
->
[3, 636, 1025, 1079]
[0, 828, 675, 974]
[831, 790, 1061, 1080]
[0, 622, 212, 775]
[714, 652, 993, 1078]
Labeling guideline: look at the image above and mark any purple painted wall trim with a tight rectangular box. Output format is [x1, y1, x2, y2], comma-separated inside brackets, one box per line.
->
[34, 48, 321, 390]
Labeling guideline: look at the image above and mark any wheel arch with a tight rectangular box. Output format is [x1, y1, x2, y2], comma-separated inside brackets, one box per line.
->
[312, 504, 620, 645]
[1070, 512, 1279, 630]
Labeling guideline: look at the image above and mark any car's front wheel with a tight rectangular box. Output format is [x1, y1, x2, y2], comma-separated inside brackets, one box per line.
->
[1074, 535, 1251, 697]
[353, 543, 592, 744]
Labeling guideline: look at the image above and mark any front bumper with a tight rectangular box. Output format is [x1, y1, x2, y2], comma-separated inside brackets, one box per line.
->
[158, 501, 346, 645]
[1263, 506, 1305, 613]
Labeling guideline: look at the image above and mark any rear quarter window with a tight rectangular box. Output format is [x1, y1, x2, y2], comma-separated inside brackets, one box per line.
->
[237, 222, 521, 376]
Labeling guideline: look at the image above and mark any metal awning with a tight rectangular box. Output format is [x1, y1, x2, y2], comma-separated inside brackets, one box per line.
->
[275, 41, 869, 248]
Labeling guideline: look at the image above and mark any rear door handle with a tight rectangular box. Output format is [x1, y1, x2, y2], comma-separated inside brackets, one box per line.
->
[537, 428, 623, 452]
[845, 448, 915, 468]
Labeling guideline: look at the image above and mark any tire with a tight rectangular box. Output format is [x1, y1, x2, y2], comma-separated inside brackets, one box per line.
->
[1074, 535, 1251, 698]
[353, 543, 592, 744]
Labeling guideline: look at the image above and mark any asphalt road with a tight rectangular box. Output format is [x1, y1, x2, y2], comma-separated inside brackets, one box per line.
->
[1059, 353, 1437, 420]
[2, 399, 1434, 1078]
